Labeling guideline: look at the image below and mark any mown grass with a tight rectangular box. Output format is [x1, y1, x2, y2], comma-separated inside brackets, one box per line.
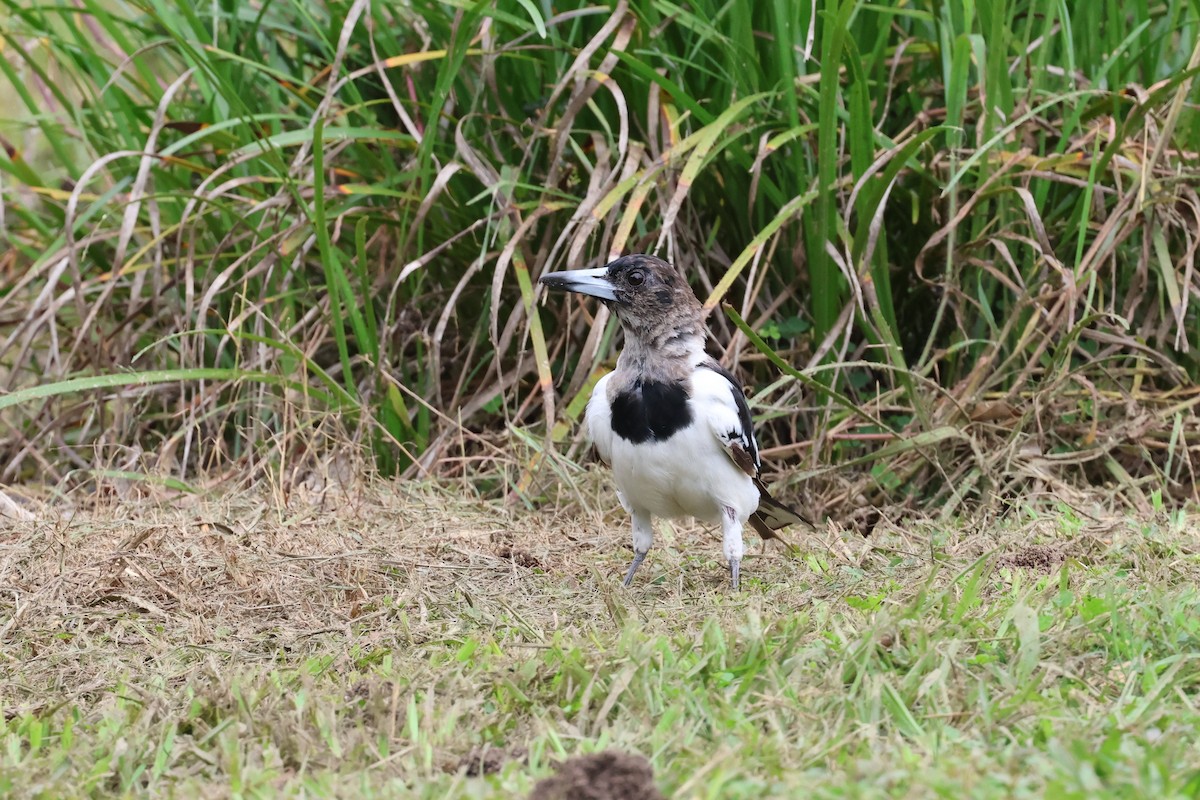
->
[2, 483, 1200, 797]
[1, 0, 1199, 512]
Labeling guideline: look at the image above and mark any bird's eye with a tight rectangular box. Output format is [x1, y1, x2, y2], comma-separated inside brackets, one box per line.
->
[627, 270, 645, 286]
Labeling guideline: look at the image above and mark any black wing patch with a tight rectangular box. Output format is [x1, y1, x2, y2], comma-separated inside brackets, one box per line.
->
[697, 360, 760, 475]
[610, 378, 692, 444]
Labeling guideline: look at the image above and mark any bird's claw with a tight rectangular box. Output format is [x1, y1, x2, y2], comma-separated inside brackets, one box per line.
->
[623, 551, 648, 587]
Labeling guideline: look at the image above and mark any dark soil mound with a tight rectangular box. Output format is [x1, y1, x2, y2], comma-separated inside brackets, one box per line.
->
[529, 750, 664, 800]
[457, 745, 528, 776]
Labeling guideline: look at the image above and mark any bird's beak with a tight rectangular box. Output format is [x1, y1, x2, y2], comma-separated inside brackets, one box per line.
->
[538, 267, 618, 302]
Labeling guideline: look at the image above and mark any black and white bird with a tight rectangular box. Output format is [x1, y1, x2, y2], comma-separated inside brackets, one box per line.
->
[540, 254, 807, 590]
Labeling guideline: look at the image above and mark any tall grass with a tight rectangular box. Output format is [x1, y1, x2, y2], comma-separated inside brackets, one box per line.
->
[1, 0, 1198, 511]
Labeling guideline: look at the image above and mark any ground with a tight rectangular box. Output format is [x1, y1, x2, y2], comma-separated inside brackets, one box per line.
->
[1, 476, 1199, 798]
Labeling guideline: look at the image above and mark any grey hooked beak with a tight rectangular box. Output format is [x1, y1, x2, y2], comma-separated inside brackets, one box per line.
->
[538, 267, 618, 302]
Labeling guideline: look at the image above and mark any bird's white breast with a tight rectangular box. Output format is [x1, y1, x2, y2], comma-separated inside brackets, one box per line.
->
[586, 370, 760, 523]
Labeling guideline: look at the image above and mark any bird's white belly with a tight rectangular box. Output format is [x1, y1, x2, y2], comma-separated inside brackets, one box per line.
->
[608, 424, 760, 523]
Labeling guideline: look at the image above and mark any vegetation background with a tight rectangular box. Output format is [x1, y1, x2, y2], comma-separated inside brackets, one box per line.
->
[3, 0, 1198, 512]
[3, 0, 1200, 797]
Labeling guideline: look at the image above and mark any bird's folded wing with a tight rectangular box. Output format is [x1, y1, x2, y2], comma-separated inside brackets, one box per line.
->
[752, 477, 812, 529]
[693, 361, 760, 478]
[697, 361, 812, 539]
[585, 372, 615, 465]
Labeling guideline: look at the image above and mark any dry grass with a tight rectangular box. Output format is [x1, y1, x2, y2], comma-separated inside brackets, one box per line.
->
[1, 476, 824, 677]
[3, 478, 1200, 797]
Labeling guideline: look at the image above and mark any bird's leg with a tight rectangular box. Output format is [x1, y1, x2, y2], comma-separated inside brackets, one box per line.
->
[721, 505, 746, 591]
[623, 509, 654, 587]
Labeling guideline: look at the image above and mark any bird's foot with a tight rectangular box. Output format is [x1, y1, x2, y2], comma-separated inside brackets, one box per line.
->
[729, 558, 740, 591]
[623, 551, 648, 587]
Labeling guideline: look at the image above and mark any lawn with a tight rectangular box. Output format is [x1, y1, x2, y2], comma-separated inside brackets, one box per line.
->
[3, 479, 1198, 798]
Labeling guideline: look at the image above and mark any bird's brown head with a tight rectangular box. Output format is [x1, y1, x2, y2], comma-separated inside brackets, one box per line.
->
[539, 255, 703, 351]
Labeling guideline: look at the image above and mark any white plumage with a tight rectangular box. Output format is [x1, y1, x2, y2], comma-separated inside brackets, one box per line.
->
[586, 364, 763, 578]
[588, 367, 759, 522]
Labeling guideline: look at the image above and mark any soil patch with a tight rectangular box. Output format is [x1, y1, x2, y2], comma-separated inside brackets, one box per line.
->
[529, 751, 663, 800]
[1002, 544, 1065, 570]
[456, 745, 528, 776]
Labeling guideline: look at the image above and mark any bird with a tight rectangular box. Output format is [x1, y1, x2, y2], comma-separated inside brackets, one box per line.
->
[539, 253, 808, 590]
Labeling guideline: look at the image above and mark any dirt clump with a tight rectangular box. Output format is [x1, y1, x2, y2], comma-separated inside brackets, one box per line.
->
[496, 543, 542, 569]
[1002, 544, 1064, 571]
[529, 750, 663, 800]
[456, 745, 528, 776]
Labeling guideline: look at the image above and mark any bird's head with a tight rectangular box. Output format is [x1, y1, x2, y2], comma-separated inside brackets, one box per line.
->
[539, 255, 703, 343]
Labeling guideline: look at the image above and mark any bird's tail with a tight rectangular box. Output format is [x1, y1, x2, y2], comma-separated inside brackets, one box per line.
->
[748, 478, 813, 542]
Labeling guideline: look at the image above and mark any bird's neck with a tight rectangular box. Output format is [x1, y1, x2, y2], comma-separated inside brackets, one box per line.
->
[615, 319, 705, 381]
